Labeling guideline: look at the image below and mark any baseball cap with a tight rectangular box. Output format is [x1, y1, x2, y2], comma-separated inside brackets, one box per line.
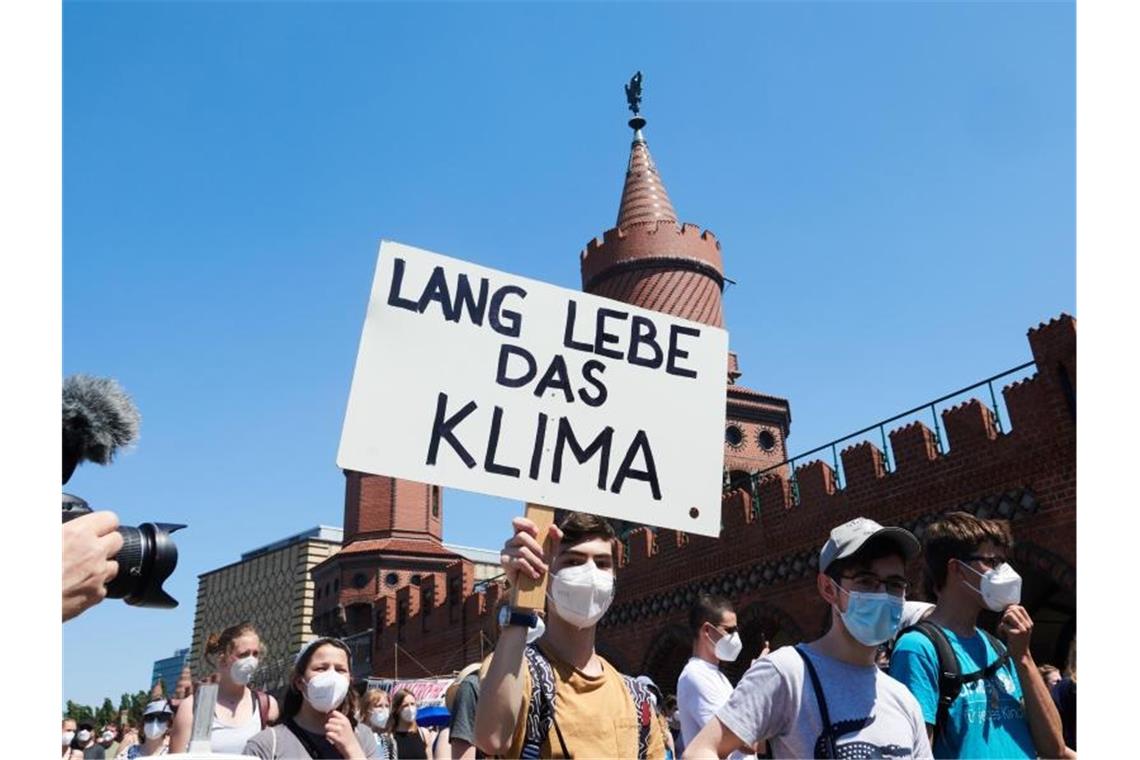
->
[819, 517, 919, 573]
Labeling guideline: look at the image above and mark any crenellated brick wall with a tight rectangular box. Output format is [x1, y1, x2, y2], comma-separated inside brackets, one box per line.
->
[366, 315, 1075, 688]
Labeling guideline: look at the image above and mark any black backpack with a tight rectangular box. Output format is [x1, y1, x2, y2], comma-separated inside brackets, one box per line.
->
[897, 620, 1011, 742]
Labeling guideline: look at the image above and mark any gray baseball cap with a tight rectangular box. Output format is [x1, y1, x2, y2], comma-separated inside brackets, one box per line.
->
[819, 517, 920, 573]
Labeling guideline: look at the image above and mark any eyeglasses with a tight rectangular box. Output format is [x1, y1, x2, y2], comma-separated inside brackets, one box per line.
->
[962, 554, 1006, 569]
[841, 572, 909, 597]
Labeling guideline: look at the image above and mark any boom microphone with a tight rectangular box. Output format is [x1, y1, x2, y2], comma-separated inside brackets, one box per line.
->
[62, 374, 141, 485]
[61, 374, 184, 609]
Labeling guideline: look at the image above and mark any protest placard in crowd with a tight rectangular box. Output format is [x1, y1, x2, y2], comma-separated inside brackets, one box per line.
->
[338, 241, 728, 536]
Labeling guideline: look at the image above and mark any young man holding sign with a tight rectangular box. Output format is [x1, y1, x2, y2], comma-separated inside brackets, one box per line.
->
[683, 518, 933, 760]
[474, 512, 665, 758]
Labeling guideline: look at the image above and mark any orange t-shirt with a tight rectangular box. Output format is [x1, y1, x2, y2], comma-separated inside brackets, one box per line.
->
[505, 647, 665, 759]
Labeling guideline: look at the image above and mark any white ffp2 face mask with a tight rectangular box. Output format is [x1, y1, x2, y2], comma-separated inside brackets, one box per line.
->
[548, 561, 615, 629]
[304, 670, 350, 712]
[230, 655, 259, 685]
[62, 731, 75, 746]
[711, 629, 744, 662]
[400, 705, 417, 723]
[77, 730, 92, 743]
[961, 561, 1022, 611]
[369, 709, 390, 729]
[143, 720, 168, 741]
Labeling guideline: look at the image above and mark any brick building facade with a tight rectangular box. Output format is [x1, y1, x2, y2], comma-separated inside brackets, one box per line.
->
[320, 101, 1076, 688]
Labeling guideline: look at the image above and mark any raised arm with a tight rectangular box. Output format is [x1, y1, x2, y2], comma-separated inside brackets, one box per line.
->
[1001, 606, 1066, 758]
[473, 517, 557, 755]
[168, 693, 195, 754]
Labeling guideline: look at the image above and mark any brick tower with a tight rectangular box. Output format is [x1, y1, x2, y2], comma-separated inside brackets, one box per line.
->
[310, 473, 463, 664]
[579, 77, 791, 488]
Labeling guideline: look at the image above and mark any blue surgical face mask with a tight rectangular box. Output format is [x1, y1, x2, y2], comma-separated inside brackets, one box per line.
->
[833, 581, 905, 646]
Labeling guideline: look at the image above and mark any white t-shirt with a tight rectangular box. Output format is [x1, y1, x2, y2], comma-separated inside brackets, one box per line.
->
[717, 643, 933, 759]
[677, 656, 734, 747]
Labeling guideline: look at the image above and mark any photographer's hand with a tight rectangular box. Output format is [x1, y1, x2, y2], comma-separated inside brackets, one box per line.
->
[62, 511, 123, 622]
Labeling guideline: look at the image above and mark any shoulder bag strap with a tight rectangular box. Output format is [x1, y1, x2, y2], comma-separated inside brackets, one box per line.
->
[794, 645, 836, 759]
[620, 674, 652, 760]
[521, 644, 559, 758]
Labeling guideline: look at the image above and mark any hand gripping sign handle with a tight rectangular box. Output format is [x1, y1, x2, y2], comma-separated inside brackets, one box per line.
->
[511, 503, 556, 611]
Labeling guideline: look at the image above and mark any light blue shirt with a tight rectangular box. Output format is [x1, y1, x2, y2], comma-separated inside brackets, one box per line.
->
[890, 625, 1035, 759]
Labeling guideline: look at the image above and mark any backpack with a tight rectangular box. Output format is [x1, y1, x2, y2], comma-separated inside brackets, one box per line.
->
[519, 643, 652, 759]
[896, 620, 1011, 742]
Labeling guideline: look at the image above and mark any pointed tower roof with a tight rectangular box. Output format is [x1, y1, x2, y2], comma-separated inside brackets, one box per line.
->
[616, 130, 679, 230]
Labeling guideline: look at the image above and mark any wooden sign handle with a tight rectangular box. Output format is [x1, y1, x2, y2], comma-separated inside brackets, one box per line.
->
[511, 503, 556, 611]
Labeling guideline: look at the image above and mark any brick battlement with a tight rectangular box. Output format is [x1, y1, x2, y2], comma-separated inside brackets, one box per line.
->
[579, 221, 724, 289]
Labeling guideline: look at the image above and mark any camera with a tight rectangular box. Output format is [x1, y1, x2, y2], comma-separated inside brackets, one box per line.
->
[62, 492, 184, 608]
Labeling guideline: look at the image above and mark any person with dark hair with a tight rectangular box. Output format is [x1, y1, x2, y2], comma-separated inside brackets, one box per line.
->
[476, 511, 666, 758]
[75, 722, 104, 759]
[684, 517, 932, 759]
[1052, 638, 1076, 751]
[243, 637, 377, 758]
[677, 594, 743, 754]
[445, 662, 483, 759]
[387, 689, 434, 759]
[169, 622, 279, 754]
[889, 512, 1066, 759]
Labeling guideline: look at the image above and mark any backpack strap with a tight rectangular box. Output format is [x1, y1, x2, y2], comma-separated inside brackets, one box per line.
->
[619, 674, 652, 760]
[255, 689, 270, 731]
[520, 644, 561, 759]
[794, 646, 836, 759]
[897, 621, 961, 743]
[973, 629, 1011, 683]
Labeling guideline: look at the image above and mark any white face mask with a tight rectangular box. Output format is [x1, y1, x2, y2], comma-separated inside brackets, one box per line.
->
[710, 628, 744, 662]
[400, 705, 417, 723]
[370, 708, 390, 729]
[77, 730, 92, 743]
[143, 720, 168, 741]
[230, 655, 259, 685]
[961, 561, 1022, 611]
[304, 670, 350, 713]
[62, 731, 75, 746]
[548, 561, 615, 629]
[100, 732, 115, 744]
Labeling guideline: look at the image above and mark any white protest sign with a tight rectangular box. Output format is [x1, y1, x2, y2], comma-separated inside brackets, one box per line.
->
[337, 241, 728, 537]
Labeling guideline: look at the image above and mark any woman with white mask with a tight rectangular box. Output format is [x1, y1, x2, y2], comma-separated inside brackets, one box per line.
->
[243, 637, 379, 758]
[121, 700, 173, 758]
[169, 622, 279, 754]
[387, 690, 433, 759]
[360, 688, 397, 759]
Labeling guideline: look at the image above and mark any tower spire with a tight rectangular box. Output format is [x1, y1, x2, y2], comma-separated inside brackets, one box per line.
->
[616, 71, 678, 230]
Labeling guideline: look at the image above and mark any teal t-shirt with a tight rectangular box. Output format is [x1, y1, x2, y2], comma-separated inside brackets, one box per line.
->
[889, 625, 1035, 759]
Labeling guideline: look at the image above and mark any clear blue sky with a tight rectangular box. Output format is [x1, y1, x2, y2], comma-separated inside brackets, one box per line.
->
[63, 1, 1073, 708]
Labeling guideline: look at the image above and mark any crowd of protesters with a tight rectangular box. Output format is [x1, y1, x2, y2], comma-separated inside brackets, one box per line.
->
[63, 510, 1076, 759]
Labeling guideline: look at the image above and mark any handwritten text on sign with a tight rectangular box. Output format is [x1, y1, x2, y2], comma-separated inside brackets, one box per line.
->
[337, 241, 728, 536]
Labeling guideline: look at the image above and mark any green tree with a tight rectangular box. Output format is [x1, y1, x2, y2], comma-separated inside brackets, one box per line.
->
[95, 697, 116, 726]
[64, 700, 94, 722]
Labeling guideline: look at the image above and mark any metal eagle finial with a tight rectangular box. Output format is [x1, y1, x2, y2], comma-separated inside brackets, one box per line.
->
[624, 71, 643, 116]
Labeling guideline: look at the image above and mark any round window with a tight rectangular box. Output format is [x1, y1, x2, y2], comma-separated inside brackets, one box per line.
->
[385, 572, 399, 586]
[725, 425, 744, 448]
[411, 574, 422, 586]
[352, 572, 368, 589]
[758, 430, 777, 451]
